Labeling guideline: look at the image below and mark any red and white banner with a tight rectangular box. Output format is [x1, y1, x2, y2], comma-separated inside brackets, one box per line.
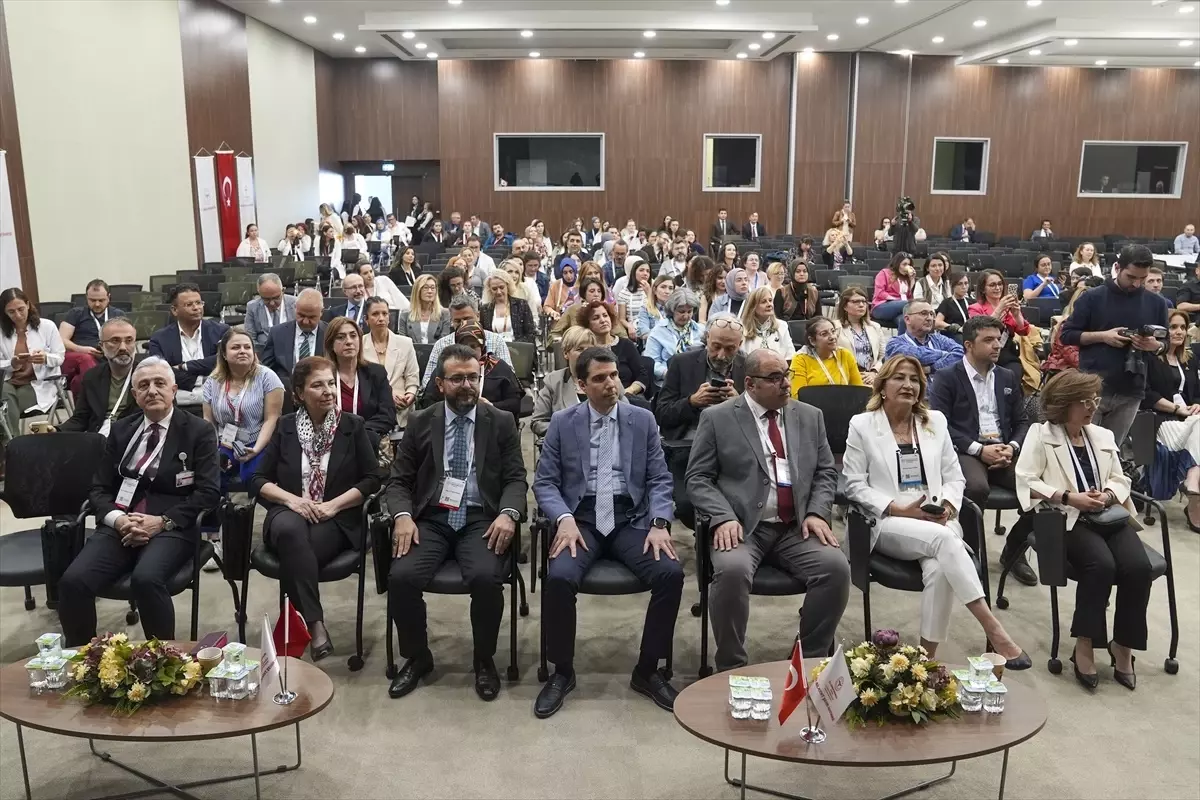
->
[193, 155, 222, 264]
[215, 150, 240, 259]
[0, 151, 20, 291]
[778, 639, 808, 725]
[235, 155, 256, 235]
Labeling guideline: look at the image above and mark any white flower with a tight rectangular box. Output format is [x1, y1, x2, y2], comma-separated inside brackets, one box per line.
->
[850, 657, 872, 679]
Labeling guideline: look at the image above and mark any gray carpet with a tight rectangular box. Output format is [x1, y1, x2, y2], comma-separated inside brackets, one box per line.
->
[1, 431, 1198, 799]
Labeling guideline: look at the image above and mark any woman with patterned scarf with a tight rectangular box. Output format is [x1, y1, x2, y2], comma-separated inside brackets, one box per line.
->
[645, 287, 705, 385]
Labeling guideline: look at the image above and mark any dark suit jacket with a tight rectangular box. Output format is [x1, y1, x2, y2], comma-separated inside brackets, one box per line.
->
[654, 347, 746, 440]
[349, 362, 398, 449]
[417, 359, 524, 419]
[262, 321, 327, 380]
[710, 219, 736, 245]
[480, 298, 537, 343]
[741, 221, 767, 240]
[385, 401, 527, 522]
[146, 321, 229, 391]
[1144, 355, 1200, 411]
[928, 360, 1029, 456]
[90, 411, 221, 539]
[59, 359, 143, 433]
[249, 412, 381, 542]
[949, 225, 976, 243]
[322, 305, 370, 331]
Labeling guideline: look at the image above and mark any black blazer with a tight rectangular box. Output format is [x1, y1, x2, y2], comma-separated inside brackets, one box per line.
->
[390, 265, 420, 287]
[385, 401, 527, 521]
[418, 359, 524, 418]
[928, 360, 1029, 455]
[610, 336, 650, 392]
[249, 412, 381, 542]
[59, 359, 143, 433]
[345, 362, 397, 449]
[479, 298, 537, 344]
[262, 321, 327, 380]
[654, 347, 746, 440]
[741, 221, 767, 240]
[90, 411, 220, 539]
[147, 321, 229, 391]
[710, 219, 736, 245]
[1144, 355, 1200, 411]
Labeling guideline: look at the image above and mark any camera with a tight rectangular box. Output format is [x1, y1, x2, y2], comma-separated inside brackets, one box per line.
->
[1119, 324, 1167, 340]
[894, 196, 916, 226]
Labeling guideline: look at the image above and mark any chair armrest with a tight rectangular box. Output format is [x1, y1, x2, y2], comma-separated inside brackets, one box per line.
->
[1130, 490, 1174, 568]
[1031, 507, 1068, 587]
[693, 514, 711, 584]
[846, 508, 873, 592]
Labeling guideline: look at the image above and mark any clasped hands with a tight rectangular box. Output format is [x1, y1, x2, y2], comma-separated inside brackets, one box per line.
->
[284, 495, 341, 525]
[115, 513, 165, 547]
[711, 514, 838, 552]
[980, 443, 1015, 470]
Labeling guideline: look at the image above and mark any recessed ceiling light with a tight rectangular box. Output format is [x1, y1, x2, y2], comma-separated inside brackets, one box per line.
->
[634, 51, 645, 58]
[895, 0, 909, 4]
[1181, 4, 1196, 12]
[529, 51, 540, 58]
[856, 16, 869, 25]
[303, 15, 316, 24]
[749, 42, 761, 50]
[826, 33, 839, 41]
[401, 31, 415, 39]
[736, 52, 748, 59]
[427, 51, 439, 58]
[932, 36, 944, 44]
[997, 58, 1009, 64]
[1095, 59, 1107, 65]
[716, 0, 730, 5]
[762, 32, 775, 40]
[802, 46, 814, 53]
[332, 32, 345, 41]
[1195, 60, 1200, 66]
[415, 42, 427, 49]
[643, 30, 656, 38]
[1065, 39, 1079, 46]
[1181, 40, 1194, 46]
[354, 46, 366, 53]
[447, 0, 462, 5]
[268, 0, 281, 3]
[896, 49, 914, 56]
[1151, 0, 1168, 5]
[520, 30, 533, 38]
[973, 19, 987, 28]
[1029, 48, 1042, 56]
[1026, 0, 1042, 6]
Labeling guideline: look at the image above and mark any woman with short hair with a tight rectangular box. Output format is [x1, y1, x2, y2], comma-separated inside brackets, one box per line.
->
[645, 288, 704, 384]
[575, 300, 650, 398]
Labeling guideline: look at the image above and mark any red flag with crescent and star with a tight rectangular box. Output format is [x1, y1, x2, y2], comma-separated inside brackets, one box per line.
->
[778, 638, 807, 725]
[215, 150, 240, 259]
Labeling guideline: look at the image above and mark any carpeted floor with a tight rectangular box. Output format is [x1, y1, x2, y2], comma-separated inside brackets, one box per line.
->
[1, 428, 1198, 799]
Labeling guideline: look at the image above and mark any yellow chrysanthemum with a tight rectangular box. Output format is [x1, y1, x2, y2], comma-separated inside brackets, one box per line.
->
[859, 688, 880, 707]
[183, 661, 202, 680]
[73, 662, 90, 681]
[921, 689, 938, 711]
[109, 633, 128, 644]
[126, 682, 148, 703]
[850, 657, 872, 678]
[910, 663, 928, 682]
[889, 653, 910, 672]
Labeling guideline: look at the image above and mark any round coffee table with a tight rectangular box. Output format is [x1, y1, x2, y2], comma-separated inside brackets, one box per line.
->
[674, 660, 1046, 800]
[0, 644, 334, 800]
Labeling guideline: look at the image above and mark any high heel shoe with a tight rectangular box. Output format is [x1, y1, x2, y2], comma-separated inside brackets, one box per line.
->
[1108, 647, 1137, 691]
[1070, 655, 1099, 691]
[1004, 650, 1032, 671]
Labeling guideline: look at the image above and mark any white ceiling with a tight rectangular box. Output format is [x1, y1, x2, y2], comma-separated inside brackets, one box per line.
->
[223, 0, 1200, 68]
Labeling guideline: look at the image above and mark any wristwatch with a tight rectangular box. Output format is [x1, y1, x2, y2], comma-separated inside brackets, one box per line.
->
[651, 517, 672, 532]
[502, 508, 521, 523]
[162, 516, 178, 532]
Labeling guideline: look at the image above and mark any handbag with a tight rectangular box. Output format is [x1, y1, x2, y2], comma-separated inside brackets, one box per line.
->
[1079, 504, 1131, 535]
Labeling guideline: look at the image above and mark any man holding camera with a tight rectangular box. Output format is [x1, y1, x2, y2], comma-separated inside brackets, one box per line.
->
[1061, 244, 1171, 447]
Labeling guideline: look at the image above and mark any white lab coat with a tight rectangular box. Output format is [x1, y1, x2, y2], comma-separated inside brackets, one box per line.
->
[0, 319, 65, 412]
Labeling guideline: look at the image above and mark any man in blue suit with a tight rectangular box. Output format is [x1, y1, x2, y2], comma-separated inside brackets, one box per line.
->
[146, 283, 228, 394]
[532, 347, 682, 719]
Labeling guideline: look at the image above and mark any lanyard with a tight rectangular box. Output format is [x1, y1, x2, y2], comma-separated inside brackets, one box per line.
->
[93, 308, 109, 336]
[223, 378, 247, 425]
[337, 372, 360, 413]
[1064, 427, 1102, 491]
[953, 298, 968, 322]
[107, 371, 132, 421]
[814, 353, 847, 385]
[120, 420, 169, 479]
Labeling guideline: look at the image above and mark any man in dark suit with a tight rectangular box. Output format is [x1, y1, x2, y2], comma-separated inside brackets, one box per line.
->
[741, 212, 767, 241]
[532, 348, 682, 718]
[710, 207, 735, 255]
[57, 318, 142, 435]
[147, 283, 229, 393]
[949, 217, 976, 243]
[552, 230, 587, 278]
[928, 316, 1034, 585]
[263, 289, 327, 381]
[322, 272, 368, 329]
[56, 357, 220, 645]
[385, 344, 527, 702]
[445, 211, 464, 244]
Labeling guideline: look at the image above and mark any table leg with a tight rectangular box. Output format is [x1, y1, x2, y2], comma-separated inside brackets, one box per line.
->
[876, 762, 956, 800]
[251, 733, 262, 800]
[722, 749, 816, 800]
[88, 738, 200, 800]
[17, 724, 32, 800]
[998, 748, 1010, 800]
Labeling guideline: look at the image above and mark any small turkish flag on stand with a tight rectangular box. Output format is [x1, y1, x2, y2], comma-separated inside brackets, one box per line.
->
[778, 639, 808, 725]
[272, 598, 311, 658]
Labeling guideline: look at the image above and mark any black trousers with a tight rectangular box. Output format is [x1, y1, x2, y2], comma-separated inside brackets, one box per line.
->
[1066, 521, 1153, 649]
[264, 510, 354, 626]
[958, 454, 1025, 551]
[543, 497, 684, 669]
[58, 527, 194, 647]
[387, 508, 509, 661]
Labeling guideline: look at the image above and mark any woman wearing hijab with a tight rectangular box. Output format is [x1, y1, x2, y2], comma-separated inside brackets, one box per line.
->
[709, 267, 749, 316]
[773, 259, 820, 321]
[418, 322, 523, 417]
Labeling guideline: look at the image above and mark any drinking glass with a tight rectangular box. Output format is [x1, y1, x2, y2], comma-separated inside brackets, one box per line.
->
[984, 684, 1007, 714]
[960, 685, 984, 712]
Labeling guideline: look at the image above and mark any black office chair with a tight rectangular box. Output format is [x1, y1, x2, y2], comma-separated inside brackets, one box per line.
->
[787, 319, 808, 349]
[415, 343, 434, 382]
[37, 301, 73, 320]
[847, 498, 989, 644]
[0, 433, 105, 611]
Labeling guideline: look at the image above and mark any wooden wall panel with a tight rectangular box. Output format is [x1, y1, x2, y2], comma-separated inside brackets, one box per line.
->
[178, 0, 252, 260]
[0, 0, 36, 299]
[850, 53, 909, 241]
[328, 59, 439, 162]
[437, 58, 794, 239]
[855, 55, 1200, 240]
[314, 52, 338, 171]
[792, 53, 852, 237]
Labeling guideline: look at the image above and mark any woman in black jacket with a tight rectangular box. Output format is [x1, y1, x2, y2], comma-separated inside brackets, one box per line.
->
[480, 271, 537, 343]
[1143, 310, 1200, 529]
[324, 316, 398, 449]
[418, 322, 524, 418]
[250, 356, 381, 661]
[574, 299, 651, 403]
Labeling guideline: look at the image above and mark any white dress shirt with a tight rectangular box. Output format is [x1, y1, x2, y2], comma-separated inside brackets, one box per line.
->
[961, 357, 1019, 455]
[102, 410, 174, 528]
[369, 275, 411, 313]
[385, 223, 411, 246]
[293, 326, 319, 367]
[744, 394, 784, 523]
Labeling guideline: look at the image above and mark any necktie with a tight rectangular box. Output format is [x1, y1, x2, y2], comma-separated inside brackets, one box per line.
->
[130, 423, 161, 514]
[349, 304, 359, 323]
[595, 416, 615, 536]
[765, 411, 795, 525]
[299, 332, 312, 359]
[448, 415, 470, 530]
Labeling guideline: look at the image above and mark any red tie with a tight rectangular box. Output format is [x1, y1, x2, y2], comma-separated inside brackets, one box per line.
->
[765, 411, 795, 525]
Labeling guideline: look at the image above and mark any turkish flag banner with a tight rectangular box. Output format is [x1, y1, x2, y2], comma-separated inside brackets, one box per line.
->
[272, 598, 311, 658]
[777, 639, 808, 725]
[215, 150, 240, 260]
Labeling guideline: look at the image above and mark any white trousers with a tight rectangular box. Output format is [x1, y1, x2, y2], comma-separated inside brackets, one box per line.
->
[1156, 414, 1200, 464]
[873, 517, 985, 643]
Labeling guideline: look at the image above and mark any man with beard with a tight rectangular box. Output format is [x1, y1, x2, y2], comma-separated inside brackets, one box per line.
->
[552, 230, 586, 278]
[686, 348, 849, 671]
[658, 238, 690, 280]
[385, 345, 527, 702]
[55, 318, 142, 435]
[532, 347, 681, 718]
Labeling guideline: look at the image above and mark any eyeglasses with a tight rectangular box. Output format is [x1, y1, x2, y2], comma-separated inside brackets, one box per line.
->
[443, 374, 481, 386]
[709, 318, 744, 331]
[1081, 396, 1102, 411]
[748, 370, 794, 385]
[907, 310, 935, 318]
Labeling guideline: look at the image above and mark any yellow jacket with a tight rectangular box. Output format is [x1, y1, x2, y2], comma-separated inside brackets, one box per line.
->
[790, 347, 864, 397]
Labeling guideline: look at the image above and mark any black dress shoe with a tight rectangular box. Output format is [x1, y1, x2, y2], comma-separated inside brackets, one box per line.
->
[630, 668, 680, 711]
[474, 658, 501, 702]
[1071, 656, 1099, 691]
[1001, 545, 1038, 587]
[388, 655, 433, 699]
[309, 637, 335, 663]
[534, 672, 576, 719]
[1108, 648, 1137, 690]
[1004, 651, 1033, 671]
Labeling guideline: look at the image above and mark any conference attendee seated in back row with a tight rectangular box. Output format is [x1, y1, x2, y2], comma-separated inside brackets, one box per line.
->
[356, 256, 409, 313]
[883, 300, 964, 375]
[928, 317, 1035, 586]
[686, 348, 850, 670]
[249, 356, 382, 662]
[57, 357, 220, 646]
[58, 279, 124, 395]
[326, 273, 371, 330]
[533, 347, 682, 718]
[263, 288, 327, 382]
[419, 294, 513, 392]
[244, 273, 297, 353]
[148, 283, 229, 403]
[325, 316, 397, 450]
[419, 323, 523, 419]
[842, 354, 1031, 670]
[531, 327, 626, 438]
[789, 317, 863, 396]
[55, 318, 141, 435]
[361, 297, 420, 430]
[644, 288, 705, 386]
[386, 345, 528, 703]
[1, 288, 65, 451]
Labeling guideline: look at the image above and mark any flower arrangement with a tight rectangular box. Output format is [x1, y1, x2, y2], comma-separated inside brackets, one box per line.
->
[65, 633, 203, 715]
[811, 629, 958, 727]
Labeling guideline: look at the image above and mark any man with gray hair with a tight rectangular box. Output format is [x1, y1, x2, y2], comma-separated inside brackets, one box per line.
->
[244, 273, 297, 351]
[56, 317, 142, 435]
[263, 288, 327, 380]
[419, 294, 513, 391]
[57, 356, 220, 646]
[882, 299, 964, 375]
[644, 287, 706, 385]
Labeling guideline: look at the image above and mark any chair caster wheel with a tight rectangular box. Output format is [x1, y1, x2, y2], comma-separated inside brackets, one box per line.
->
[690, 603, 701, 618]
[1165, 658, 1179, 675]
[506, 666, 519, 681]
[126, 611, 140, 625]
[24, 598, 35, 611]
[519, 603, 529, 617]
[46, 599, 57, 611]
[536, 666, 548, 683]
[699, 665, 713, 678]
[994, 526, 1007, 536]
[347, 655, 364, 672]
[385, 664, 398, 680]
[1047, 658, 1062, 675]
[517, 551, 529, 564]
[996, 596, 1010, 610]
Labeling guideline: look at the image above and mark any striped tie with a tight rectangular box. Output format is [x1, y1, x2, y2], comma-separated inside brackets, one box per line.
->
[448, 415, 470, 530]
[595, 417, 615, 536]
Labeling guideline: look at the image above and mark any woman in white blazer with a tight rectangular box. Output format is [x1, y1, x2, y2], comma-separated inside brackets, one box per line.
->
[738, 286, 795, 360]
[235, 224, 270, 263]
[843, 353, 1031, 668]
[833, 286, 885, 386]
[1, 288, 65, 442]
[1015, 369, 1150, 691]
[361, 298, 420, 427]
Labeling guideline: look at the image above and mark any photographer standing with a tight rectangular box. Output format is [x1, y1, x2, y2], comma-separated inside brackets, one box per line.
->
[888, 197, 920, 254]
[1061, 245, 1171, 447]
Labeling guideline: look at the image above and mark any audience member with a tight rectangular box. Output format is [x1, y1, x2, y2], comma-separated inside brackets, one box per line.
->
[684, 229, 705, 256]
[575, 300, 650, 400]
[358, 259, 409, 313]
[645, 288, 705, 385]
[57, 357, 220, 646]
[789, 317, 863, 395]
[687, 347, 849, 668]
[362, 297, 419, 429]
[583, 216, 604, 248]
[616, 262, 653, 335]
[773, 260, 819, 322]
[822, 227, 854, 269]
[552, 231, 587, 278]
[843, 354, 1031, 668]
[276, 225, 306, 261]
[934, 272, 972, 335]
[968, 269, 1031, 383]
[420, 294, 513, 391]
[543, 259, 579, 320]
[1070, 242, 1104, 278]
[1015, 369, 1150, 690]
[717, 242, 739, 272]
[318, 223, 342, 265]
[1042, 279, 1099, 378]
[521, 252, 549, 307]
[684, 255, 714, 296]
[740, 252, 768, 293]
[341, 223, 369, 262]
[532, 328, 626, 438]
[1174, 260, 1200, 324]
[244, 273, 296, 352]
[480, 272, 536, 344]
[263, 289, 327, 380]
[1174, 223, 1199, 256]
[1031, 219, 1055, 240]
[654, 311, 744, 441]
[56, 318, 140, 435]
[872, 252, 917, 333]
[399, 275, 451, 345]
[235, 223, 270, 263]
[1, 287, 64, 447]
[766, 261, 786, 293]
[875, 217, 894, 250]
[147, 284, 228, 397]
[325, 316, 397, 449]
[420, 323, 523, 417]
[326, 273, 370, 329]
[466, 235, 496, 282]
[1023, 254, 1062, 300]
[319, 202, 343, 235]
[1144, 267, 1172, 306]
[636, 276, 675, 343]
[950, 217, 976, 243]
[533, 347, 681, 717]
[58, 279, 124, 394]
[698, 262, 728, 323]
[422, 220, 448, 246]
[832, 200, 856, 236]
[833, 287, 884, 385]
[796, 236, 819, 265]
[1142, 310, 1200, 529]
[914, 252, 950, 307]
[1061, 245, 1170, 447]
[739, 287, 794, 361]
[710, 267, 749, 317]
[741, 211, 766, 241]
[658, 239, 689, 280]
[437, 265, 472, 308]
[709, 208, 735, 254]
[383, 213, 411, 248]
[391, 246, 421, 287]
[386, 344, 527, 702]
[884, 300, 965, 373]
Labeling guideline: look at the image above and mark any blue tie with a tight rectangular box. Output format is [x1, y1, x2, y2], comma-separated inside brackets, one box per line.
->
[448, 415, 470, 530]
[348, 304, 359, 323]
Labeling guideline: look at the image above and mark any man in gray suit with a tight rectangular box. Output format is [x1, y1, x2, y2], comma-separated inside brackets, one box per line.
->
[244, 273, 297, 352]
[261, 288, 326, 382]
[687, 349, 850, 670]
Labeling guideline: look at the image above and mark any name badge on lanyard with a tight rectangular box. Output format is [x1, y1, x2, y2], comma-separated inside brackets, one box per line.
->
[816, 355, 846, 386]
[437, 432, 475, 510]
[99, 371, 133, 438]
[115, 424, 169, 510]
[897, 420, 924, 490]
[220, 380, 246, 448]
[93, 308, 109, 337]
[1066, 428, 1102, 491]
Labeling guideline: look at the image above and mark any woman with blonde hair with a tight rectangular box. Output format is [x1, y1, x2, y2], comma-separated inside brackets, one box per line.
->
[765, 261, 786, 293]
[1043, 276, 1101, 377]
[480, 270, 536, 343]
[319, 202, 343, 235]
[532, 327, 627, 437]
[844, 354, 1031, 668]
[398, 274, 451, 345]
[833, 286, 885, 386]
[636, 275, 675, 343]
[739, 286, 794, 360]
[1070, 242, 1104, 277]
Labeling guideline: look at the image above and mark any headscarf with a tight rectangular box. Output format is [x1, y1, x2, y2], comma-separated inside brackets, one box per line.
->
[455, 322, 499, 372]
[560, 258, 579, 286]
[297, 405, 340, 501]
[725, 268, 748, 302]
